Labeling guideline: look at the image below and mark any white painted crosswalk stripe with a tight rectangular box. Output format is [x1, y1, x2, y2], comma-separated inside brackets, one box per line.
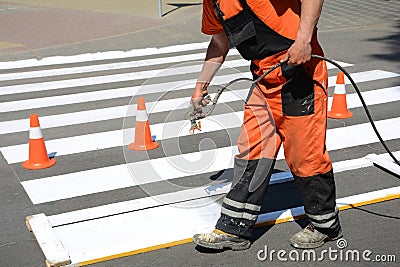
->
[1, 85, 399, 135]
[0, 59, 250, 95]
[0, 57, 358, 96]
[0, 51, 351, 82]
[51, 185, 400, 265]
[16, 117, 400, 204]
[0, 51, 240, 82]
[0, 70, 396, 116]
[2, 112, 400, 165]
[0, 41, 349, 71]
[38, 153, 380, 225]
[0, 42, 211, 70]
[0, 88, 248, 134]
[0, 73, 250, 113]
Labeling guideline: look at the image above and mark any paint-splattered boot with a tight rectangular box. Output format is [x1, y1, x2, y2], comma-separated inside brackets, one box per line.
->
[290, 223, 343, 249]
[193, 229, 251, 251]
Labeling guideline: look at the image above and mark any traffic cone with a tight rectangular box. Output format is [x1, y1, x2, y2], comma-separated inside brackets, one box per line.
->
[328, 71, 353, 119]
[22, 114, 56, 170]
[128, 97, 159, 151]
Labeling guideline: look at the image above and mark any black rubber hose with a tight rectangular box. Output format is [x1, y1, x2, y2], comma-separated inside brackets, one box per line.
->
[311, 54, 400, 166]
[195, 55, 400, 166]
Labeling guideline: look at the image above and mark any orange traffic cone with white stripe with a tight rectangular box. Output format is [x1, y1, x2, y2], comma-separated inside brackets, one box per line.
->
[128, 97, 159, 151]
[328, 71, 353, 119]
[22, 114, 56, 170]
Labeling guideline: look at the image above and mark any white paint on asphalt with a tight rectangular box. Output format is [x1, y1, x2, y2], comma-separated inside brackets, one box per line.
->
[328, 85, 400, 109]
[0, 40, 349, 71]
[327, 70, 399, 88]
[47, 153, 375, 227]
[16, 114, 400, 204]
[0, 111, 244, 164]
[21, 146, 238, 204]
[257, 186, 400, 224]
[0, 69, 395, 115]
[0, 59, 249, 95]
[0, 51, 350, 82]
[2, 109, 400, 165]
[0, 72, 250, 113]
[0, 57, 360, 96]
[0, 42, 211, 70]
[1, 85, 399, 135]
[0, 52, 237, 81]
[0, 88, 249, 134]
[44, 185, 400, 265]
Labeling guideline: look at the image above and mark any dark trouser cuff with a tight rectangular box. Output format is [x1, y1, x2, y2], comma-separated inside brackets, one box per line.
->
[293, 169, 341, 233]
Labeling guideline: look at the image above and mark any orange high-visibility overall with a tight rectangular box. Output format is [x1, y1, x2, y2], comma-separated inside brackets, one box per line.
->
[202, 0, 340, 238]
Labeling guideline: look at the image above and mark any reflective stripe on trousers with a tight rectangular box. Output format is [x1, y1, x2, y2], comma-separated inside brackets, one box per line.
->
[216, 157, 275, 238]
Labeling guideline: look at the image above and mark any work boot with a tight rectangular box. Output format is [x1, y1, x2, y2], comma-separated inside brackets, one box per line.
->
[290, 224, 343, 249]
[193, 229, 251, 251]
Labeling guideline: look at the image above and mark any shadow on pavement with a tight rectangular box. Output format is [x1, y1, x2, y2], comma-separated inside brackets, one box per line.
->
[367, 22, 400, 63]
[163, 2, 202, 17]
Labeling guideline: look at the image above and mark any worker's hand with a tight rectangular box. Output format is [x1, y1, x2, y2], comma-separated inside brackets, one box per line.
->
[190, 85, 211, 119]
[280, 36, 312, 66]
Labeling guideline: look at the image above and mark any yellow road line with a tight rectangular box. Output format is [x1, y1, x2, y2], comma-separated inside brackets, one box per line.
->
[78, 238, 193, 266]
[77, 192, 400, 266]
[256, 192, 400, 228]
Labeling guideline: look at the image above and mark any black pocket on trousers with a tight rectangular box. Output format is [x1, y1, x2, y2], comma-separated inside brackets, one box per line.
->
[281, 64, 315, 116]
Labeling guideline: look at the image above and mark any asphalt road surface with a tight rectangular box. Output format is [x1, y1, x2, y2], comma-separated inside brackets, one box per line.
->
[0, 0, 399, 266]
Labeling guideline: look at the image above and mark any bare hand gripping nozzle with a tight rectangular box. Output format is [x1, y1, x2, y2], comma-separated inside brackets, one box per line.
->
[187, 61, 283, 134]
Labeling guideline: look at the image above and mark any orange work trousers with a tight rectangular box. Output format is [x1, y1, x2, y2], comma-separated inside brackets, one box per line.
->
[236, 56, 332, 177]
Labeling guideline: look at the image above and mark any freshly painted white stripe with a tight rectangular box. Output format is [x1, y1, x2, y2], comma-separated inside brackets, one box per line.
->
[256, 186, 400, 224]
[0, 51, 239, 82]
[48, 182, 232, 227]
[2, 112, 400, 164]
[0, 59, 356, 96]
[336, 186, 400, 208]
[333, 83, 346, 94]
[29, 127, 43, 139]
[0, 53, 348, 82]
[0, 69, 388, 114]
[332, 156, 373, 172]
[325, 117, 400, 151]
[0, 42, 211, 70]
[0, 88, 249, 134]
[47, 152, 374, 227]
[2, 85, 399, 135]
[135, 110, 148, 122]
[17, 141, 387, 207]
[46, 186, 400, 264]
[327, 70, 399, 87]
[0, 59, 249, 96]
[0, 38, 349, 71]
[366, 152, 400, 176]
[25, 214, 71, 266]
[0, 111, 245, 164]
[21, 146, 237, 204]
[0, 72, 251, 113]
[53, 197, 221, 264]
[326, 62, 351, 70]
[328, 86, 400, 110]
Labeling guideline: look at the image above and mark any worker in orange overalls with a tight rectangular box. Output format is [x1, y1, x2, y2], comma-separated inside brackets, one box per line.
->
[191, 0, 342, 250]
